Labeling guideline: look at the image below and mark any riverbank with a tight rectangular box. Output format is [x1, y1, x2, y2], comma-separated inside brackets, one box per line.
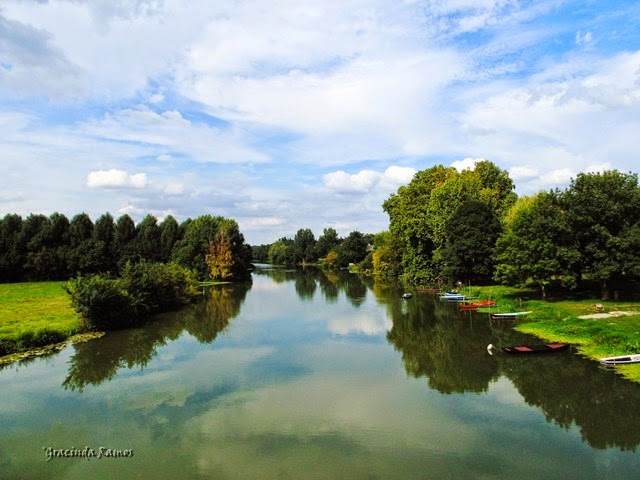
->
[0, 282, 85, 358]
[470, 285, 640, 382]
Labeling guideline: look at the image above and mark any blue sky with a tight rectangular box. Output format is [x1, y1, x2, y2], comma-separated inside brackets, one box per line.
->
[1, 0, 639, 244]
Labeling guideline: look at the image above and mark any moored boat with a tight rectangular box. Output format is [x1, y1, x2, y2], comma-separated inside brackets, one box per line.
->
[599, 354, 640, 365]
[501, 343, 569, 354]
[491, 311, 532, 319]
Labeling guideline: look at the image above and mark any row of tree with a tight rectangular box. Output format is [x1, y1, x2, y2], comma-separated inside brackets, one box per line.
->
[252, 228, 375, 270]
[378, 162, 640, 299]
[0, 212, 252, 283]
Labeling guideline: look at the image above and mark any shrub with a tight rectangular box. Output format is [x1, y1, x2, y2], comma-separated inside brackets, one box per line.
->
[67, 262, 198, 330]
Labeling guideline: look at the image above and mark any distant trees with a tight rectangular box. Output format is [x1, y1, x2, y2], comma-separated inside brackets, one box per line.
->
[0, 211, 252, 283]
[255, 227, 374, 270]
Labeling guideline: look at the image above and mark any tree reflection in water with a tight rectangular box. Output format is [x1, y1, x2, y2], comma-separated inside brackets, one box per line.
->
[62, 281, 251, 392]
[383, 289, 640, 451]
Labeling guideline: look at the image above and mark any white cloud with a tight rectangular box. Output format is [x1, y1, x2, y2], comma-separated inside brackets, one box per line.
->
[508, 166, 539, 180]
[450, 157, 485, 172]
[87, 169, 148, 189]
[323, 170, 381, 193]
[585, 162, 612, 174]
[323, 166, 417, 194]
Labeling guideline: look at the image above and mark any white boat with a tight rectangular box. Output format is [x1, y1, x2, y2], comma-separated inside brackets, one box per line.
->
[599, 354, 640, 365]
[490, 311, 532, 319]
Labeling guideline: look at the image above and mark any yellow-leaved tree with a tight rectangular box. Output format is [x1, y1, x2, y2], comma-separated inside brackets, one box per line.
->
[205, 229, 234, 280]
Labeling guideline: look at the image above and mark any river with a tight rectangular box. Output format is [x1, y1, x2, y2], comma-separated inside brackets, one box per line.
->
[1, 265, 639, 479]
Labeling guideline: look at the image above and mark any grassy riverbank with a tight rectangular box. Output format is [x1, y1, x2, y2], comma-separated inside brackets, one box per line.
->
[469, 285, 640, 382]
[0, 282, 84, 357]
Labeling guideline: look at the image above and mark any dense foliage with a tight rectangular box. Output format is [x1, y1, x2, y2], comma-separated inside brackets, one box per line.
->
[379, 164, 640, 298]
[66, 261, 199, 330]
[252, 228, 374, 269]
[381, 161, 516, 285]
[0, 212, 252, 283]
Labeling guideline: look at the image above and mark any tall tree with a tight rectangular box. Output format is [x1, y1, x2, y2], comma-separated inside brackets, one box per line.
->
[293, 228, 316, 265]
[114, 214, 137, 270]
[383, 161, 515, 284]
[493, 192, 578, 298]
[443, 200, 502, 285]
[93, 213, 116, 272]
[159, 215, 180, 262]
[316, 227, 340, 259]
[562, 170, 640, 299]
[134, 214, 161, 262]
[0, 214, 24, 281]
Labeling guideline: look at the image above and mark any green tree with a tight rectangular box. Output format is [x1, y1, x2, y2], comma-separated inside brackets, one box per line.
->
[0, 214, 24, 282]
[159, 215, 180, 262]
[134, 214, 161, 262]
[493, 192, 578, 298]
[23, 213, 69, 280]
[267, 238, 295, 265]
[562, 170, 640, 299]
[293, 228, 316, 265]
[442, 200, 502, 285]
[371, 231, 403, 280]
[93, 213, 116, 272]
[316, 227, 340, 259]
[336, 231, 369, 268]
[114, 214, 137, 270]
[383, 162, 516, 284]
[172, 215, 251, 280]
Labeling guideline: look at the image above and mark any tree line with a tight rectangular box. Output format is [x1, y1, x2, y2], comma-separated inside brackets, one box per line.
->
[251, 228, 375, 270]
[0, 212, 252, 283]
[378, 161, 640, 299]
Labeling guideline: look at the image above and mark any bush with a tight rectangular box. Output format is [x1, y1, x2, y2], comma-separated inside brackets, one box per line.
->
[67, 262, 198, 330]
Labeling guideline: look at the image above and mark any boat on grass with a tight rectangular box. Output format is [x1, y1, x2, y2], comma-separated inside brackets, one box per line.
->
[491, 311, 532, 319]
[599, 354, 640, 366]
[401, 292, 412, 299]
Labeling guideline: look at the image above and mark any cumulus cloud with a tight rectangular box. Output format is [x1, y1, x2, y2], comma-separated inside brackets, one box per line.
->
[323, 166, 417, 194]
[508, 166, 539, 180]
[87, 169, 148, 189]
[451, 157, 485, 172]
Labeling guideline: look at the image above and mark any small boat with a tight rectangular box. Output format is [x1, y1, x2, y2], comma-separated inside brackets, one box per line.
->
[401, 292, 412, 299]
[460, 300, 496, 309]
[459, 303, 479, 310]
[599, 354, 640, 365]
[491, 311, 532, 319]
[501, 343, 569, 354]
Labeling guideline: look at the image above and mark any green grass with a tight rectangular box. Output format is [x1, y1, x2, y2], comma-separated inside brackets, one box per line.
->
[0, 282, 84, 356]
[469, 284, 640, 382]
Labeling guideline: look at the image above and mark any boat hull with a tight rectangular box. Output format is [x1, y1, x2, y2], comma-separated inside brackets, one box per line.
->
[600, 354, 640, 365]
[502, 343, 569, 354]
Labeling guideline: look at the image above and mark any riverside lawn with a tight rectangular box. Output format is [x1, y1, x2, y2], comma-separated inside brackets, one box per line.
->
[468, 284, 640, 383]
[0, 282, 83, 357]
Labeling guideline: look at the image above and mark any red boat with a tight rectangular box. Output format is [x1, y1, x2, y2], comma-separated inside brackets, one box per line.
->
[501, 343, 569, 354]
[459, 300, 496, 310]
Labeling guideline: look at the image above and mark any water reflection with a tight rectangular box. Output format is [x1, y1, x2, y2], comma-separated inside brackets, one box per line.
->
[384, 290, 640, 451]
[62, 282, 251, 391]
[253, 265, 369, 306]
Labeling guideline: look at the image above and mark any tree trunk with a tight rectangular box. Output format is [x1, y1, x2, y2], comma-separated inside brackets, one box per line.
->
[601, 280, 610, 301]
[540, 283, 546, 300]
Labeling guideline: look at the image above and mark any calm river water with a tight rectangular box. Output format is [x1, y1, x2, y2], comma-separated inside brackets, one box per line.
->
[1, 266, 640, 479]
